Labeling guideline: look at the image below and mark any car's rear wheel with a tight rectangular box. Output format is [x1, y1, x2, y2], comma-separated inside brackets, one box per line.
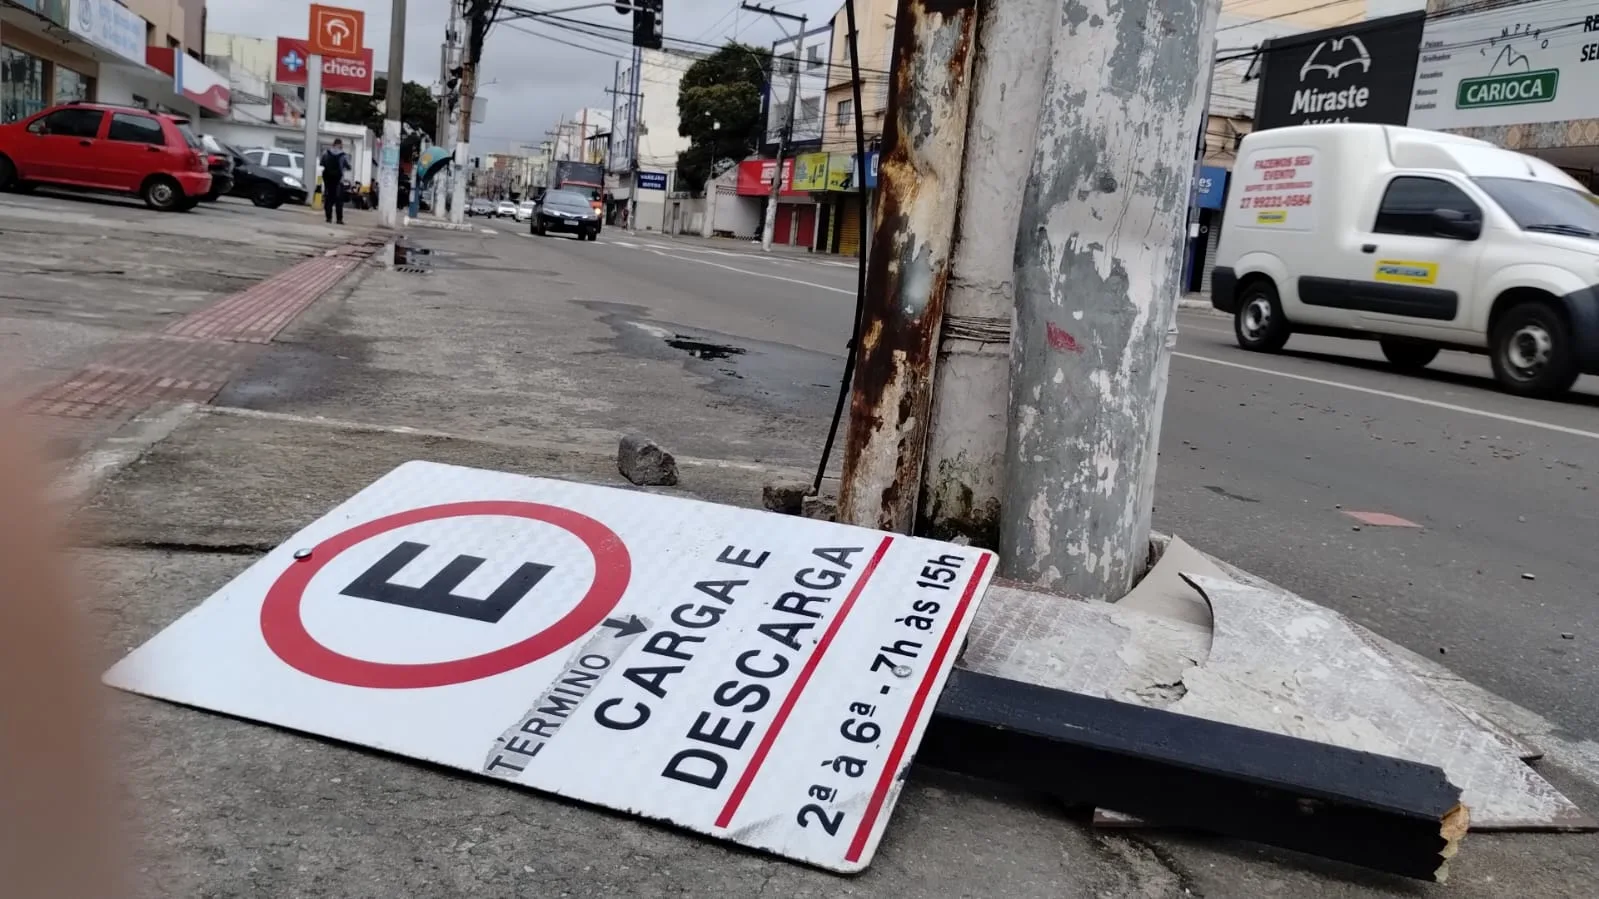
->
[0, 154, 14, 190]
[252, 185, 284, 209]
[1233, 280, 1291, 352]
[1490, 300, 1580, 396]
[142, 177, 183, 211]
[1379, 339, 1439, 371]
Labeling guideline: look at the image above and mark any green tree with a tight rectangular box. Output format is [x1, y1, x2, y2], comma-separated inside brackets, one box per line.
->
[324, 78, 439, 141]
[676, 43, 770, 194]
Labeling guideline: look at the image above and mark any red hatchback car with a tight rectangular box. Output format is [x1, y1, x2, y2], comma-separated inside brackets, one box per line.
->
[0, 101, 212, 211]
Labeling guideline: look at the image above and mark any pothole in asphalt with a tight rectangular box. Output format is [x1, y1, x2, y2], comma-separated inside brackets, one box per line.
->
[665, 335, 746, 361]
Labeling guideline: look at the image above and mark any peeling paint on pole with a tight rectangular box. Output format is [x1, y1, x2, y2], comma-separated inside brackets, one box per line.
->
[838, 0, 980, 534]
[999, 0, 1221, 598]
[917, 0, 1052, 548]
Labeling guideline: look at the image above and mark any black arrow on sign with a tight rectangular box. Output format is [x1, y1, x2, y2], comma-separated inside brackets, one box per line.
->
[601, 615, 647, 637]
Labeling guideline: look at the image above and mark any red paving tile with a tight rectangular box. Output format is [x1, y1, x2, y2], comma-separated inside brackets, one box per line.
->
[27, 235, 383, 428]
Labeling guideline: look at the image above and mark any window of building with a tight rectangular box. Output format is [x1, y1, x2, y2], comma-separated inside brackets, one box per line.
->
[800, 97, 820, 127]
[837, 99, 854, 127]
[107, 112, 164, 145]
[54, 66, 93, 104]
[1, 45, 48, 124]
[777, 53, 797, 76]
[807, 45, 824, 70]
[1374, 177, 1480, 239]
[27, 107, 103, 138]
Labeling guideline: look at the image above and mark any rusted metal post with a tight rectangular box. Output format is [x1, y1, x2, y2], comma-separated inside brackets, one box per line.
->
[836, 0, 980, 533]
[998, 0, 1221, 597]
[915, 0, 1051, 547]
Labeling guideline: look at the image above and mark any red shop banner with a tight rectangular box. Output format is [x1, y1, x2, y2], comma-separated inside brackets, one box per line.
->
[735, 159, 809, 198]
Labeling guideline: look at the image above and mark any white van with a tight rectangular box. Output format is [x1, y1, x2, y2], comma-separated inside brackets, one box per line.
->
[1211, 123, 1599, 396]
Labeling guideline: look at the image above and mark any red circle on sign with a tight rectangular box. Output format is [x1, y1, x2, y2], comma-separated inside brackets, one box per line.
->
[260, 501, 631, 689]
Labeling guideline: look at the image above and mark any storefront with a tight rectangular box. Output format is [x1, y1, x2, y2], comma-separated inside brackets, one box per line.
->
[2, 1, 93, 123]
[824, 151, 860, 256]
[1409, 0, 1599, 187]
[735, 157, 816, 247]
[1184, 166, 1229, 293]
[791, 151, 829, 250]
[1, 0, 173, 123]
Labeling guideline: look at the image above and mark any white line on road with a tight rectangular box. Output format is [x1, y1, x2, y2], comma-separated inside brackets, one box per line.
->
[1172, 351, 1599, 441]
[644, 248, 855, 295]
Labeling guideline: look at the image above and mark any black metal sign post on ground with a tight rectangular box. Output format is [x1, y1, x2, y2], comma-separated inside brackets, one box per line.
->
[923, 671, 1466, 882]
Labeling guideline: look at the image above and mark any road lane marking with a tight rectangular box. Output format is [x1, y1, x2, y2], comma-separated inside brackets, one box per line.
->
[1342, 511, 1423, 528]
[644, 249, 855, 295]
[1172, 351, 1599, 441]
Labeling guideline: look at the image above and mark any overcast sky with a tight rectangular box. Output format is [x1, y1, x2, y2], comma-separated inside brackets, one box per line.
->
[209, 0, 842, 153]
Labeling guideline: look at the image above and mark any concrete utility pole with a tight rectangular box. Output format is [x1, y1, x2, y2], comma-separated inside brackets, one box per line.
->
[628, 47, 641, 233]
[449, 0, 494, 224]
[917, 0, 1051, 546]
[433, 0, 464, 217]
[301, 52, 324, 212]
[836, 0, 980, 533]
[742, 3, 805, 252]
[999, 0, 1221, 598]
[378, 0, 407, 229]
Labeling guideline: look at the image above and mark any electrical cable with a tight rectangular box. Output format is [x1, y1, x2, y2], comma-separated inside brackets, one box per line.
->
[812, 0, 871, 495]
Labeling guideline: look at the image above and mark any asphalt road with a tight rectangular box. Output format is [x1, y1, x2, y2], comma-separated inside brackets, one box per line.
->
[484, 216, 1599, 742]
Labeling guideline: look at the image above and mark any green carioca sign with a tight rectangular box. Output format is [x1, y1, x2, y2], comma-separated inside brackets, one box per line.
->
[1456, 69, 1560, 109]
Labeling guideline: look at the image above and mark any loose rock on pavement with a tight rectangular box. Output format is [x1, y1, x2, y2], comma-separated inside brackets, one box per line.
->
[617, 434, 678, 486]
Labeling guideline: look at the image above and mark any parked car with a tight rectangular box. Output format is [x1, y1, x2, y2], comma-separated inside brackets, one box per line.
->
[530, 188, 602, 240]
[515, 199, 536, 222]
[209, 138, 307, 208]
[0, 101, 211, 211]
[495, 200, 517, 218]
[1212, 123, 1599, 397]
[197, 134, 234, 202]
[240, 147, 305, 183]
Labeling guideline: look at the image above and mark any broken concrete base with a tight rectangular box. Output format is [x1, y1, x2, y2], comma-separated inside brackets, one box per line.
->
[959, 536, 1595, 832]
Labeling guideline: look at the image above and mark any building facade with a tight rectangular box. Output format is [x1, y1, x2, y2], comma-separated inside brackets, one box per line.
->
[608, 48, 700, 233]
[2, 0, 226, 125]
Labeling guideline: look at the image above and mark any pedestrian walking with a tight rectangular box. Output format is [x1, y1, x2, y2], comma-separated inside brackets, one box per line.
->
[320, 139, 351, 225]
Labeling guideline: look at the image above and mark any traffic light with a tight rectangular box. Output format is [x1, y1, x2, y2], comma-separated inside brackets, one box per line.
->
[632, 0, 663, 50]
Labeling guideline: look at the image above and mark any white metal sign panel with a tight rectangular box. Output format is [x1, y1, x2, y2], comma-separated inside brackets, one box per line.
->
[1410, 7, 1590, 130]
[103, 461, 995, 872]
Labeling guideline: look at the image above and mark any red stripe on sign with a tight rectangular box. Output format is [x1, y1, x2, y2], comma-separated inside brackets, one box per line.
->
[713, 535, 895, 830]
[845, 552, 991, 863]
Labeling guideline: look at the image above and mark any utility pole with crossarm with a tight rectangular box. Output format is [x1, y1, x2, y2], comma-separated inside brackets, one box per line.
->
[740, 2, 805, 253]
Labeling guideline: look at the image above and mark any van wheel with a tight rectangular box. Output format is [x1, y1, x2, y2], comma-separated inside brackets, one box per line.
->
[1490, 301, 1579, 396]
[1379, 339, 1439, 371]
[1233, 281, 1290, 352]
[142, 177, 182, 211]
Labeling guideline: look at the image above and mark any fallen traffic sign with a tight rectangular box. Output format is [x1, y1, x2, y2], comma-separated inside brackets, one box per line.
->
[104, 461, 996, 873]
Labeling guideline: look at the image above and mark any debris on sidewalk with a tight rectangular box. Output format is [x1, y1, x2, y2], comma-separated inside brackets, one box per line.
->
[801, 494, 838, 521]
[922, 669, 1470, 883]
[617, 433, 678, 486]
[761, 479, 809, 514]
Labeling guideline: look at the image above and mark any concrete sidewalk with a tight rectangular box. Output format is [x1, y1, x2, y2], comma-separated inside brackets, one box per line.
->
[38, 212, 1599, 897]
